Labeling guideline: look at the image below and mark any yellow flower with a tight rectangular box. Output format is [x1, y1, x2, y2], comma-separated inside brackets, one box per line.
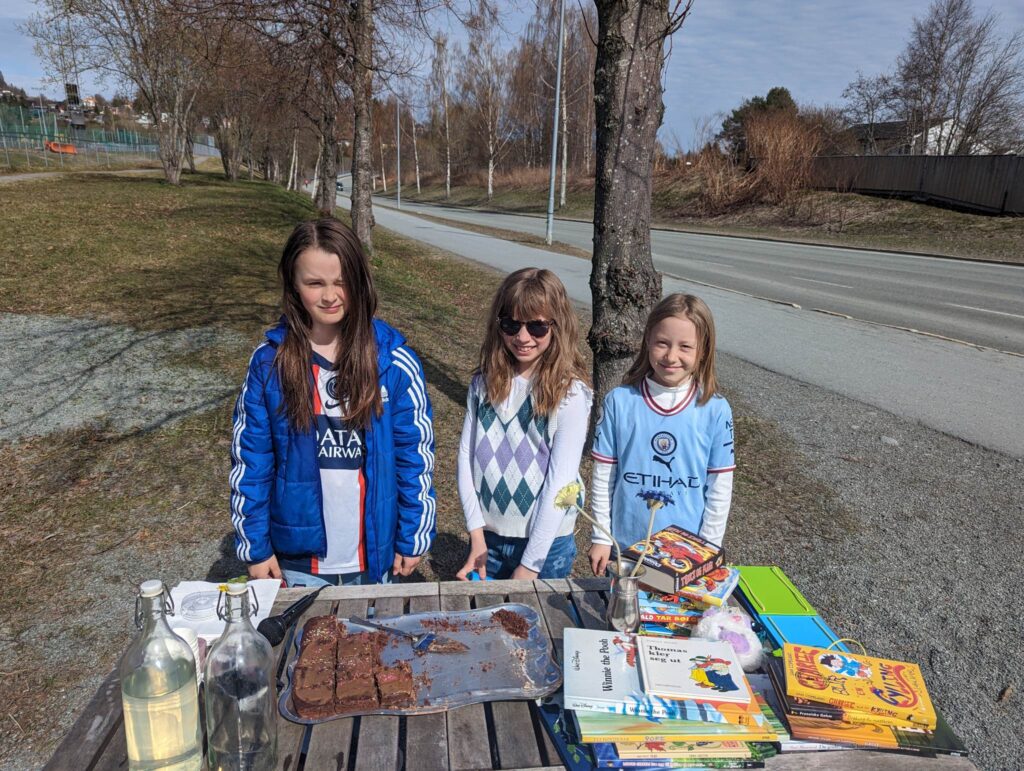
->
[554, 481, 583, 511]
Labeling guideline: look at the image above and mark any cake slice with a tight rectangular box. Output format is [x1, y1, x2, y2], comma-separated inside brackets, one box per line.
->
[376, 661, 416, 709]
[292, 664, 336, 719]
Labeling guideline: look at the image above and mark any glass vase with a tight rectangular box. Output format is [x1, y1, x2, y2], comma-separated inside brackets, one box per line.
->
[606, 563, 646, 634]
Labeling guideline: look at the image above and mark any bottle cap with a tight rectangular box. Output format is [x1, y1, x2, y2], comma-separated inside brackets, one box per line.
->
[225, 581, 248, 595]
[139, 579, 164, 597]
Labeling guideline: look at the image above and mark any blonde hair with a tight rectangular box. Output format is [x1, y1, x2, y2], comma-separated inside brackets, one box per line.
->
[478, 268, 590, 416]
[623, 293, 719, 406]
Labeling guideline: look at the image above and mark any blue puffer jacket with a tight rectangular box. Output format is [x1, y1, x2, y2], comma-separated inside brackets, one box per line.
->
[229, 318, 436, 582]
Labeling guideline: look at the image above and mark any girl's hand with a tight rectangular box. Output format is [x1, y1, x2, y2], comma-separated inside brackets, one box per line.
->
[456, 529, 489, 581]
[392, 553, 422, 577]
[510, 565, 539, 581]
[248, 555, 283, 581]
[589, 544, 612, 576]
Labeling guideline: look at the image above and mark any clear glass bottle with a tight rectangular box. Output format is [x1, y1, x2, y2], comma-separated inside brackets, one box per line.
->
[204, 582, 278, 771]
[119, 579, 202, 771]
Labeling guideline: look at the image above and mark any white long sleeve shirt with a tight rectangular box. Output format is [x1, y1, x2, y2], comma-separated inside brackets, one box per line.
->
[458, 375, 592, 572]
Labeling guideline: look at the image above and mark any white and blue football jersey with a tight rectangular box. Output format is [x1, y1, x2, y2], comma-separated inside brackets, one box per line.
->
[592, 380, 735, 549]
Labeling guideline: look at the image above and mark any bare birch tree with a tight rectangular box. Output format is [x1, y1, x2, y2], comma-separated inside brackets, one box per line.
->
[27, 0, 213, 184]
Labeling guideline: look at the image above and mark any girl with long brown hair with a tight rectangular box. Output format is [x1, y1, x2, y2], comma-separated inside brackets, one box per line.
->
[589, 293, 735, 575]
[230, 217, 435, 587]
[456, 268, 591, 580]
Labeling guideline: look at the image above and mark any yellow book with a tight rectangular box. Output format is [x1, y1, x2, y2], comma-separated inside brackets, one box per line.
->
[782, 643, 937, 730]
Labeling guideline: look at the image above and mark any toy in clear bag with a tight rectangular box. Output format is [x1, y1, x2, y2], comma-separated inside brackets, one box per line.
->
[694, 604, 764, 672]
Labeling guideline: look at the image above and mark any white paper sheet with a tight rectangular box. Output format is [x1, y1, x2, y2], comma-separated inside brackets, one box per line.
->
[167, 579, 281, 642]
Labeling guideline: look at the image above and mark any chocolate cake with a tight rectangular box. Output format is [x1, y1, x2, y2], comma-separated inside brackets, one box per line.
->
[292, 615, 420, 718]
[492, 609, 530, 639]
[375, 661, 415, 708]
[292, 664, 336, 719]
[334, 674, 379, 713]
[302, 615, 340, 646]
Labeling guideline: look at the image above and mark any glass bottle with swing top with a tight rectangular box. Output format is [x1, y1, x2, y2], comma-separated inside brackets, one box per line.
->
[119, 579, 202, 771]
[204, 581, 277, 771]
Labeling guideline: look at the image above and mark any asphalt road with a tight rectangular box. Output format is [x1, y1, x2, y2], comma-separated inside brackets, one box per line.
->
[335, 183, 1024, 457]
[370, 192, 1024, 355]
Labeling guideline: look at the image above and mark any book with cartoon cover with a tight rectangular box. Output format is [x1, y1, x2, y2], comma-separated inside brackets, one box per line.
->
[637, 636, 752, 704]
[564, 628, 762, 722]
[676, 566, 741, 607]
[782, 644, 937, 729]
[591, 740, 769, 768]
[623, 525, 724, 594]
[572, 700, 777, 743]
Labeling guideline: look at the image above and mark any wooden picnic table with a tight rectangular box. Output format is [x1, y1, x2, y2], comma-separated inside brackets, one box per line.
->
[45, 578, 976, 771]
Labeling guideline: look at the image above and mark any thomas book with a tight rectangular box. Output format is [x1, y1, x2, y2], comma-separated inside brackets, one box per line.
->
[563, 628, 760, 722]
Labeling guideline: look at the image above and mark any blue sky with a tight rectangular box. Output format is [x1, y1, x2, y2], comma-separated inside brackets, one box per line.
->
[2, 0, 1022, 148]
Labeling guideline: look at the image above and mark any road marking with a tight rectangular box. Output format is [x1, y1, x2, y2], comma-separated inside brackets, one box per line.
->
[790, 276, 853, 289]
[946, 303, 1024, 320]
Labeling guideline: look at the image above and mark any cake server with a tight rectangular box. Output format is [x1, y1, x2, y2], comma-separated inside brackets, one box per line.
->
[348, 615, 436, 652]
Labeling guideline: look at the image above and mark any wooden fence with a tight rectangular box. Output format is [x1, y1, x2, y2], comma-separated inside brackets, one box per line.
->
[811, 155, 1024, 215]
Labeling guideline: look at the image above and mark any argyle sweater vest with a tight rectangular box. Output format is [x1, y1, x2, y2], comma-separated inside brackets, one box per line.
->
[468, 375, 555, 534]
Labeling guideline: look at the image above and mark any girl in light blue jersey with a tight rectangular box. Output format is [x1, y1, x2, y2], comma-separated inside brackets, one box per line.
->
[589, 294, 735, 575]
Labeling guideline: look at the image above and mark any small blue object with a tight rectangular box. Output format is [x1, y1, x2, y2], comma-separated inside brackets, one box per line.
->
[467, 571, 493, 582]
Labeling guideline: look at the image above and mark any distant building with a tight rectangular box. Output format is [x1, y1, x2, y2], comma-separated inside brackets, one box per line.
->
[850, 118, 993, 156]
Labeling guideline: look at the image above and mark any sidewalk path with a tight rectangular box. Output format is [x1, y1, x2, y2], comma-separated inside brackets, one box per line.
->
[340, 190, 1024, 457]
[0, 168, 162, 185]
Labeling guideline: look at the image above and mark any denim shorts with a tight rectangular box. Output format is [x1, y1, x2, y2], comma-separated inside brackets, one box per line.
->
[483, 531, 577, 579]
[278, 557, 392, 588]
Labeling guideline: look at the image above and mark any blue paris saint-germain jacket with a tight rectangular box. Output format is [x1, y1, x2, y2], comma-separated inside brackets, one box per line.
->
[229, 318, 436, 582]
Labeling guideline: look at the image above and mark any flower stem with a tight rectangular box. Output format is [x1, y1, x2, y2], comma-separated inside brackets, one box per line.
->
[573, 506, 624, 577]
[629, 504, 659, 579]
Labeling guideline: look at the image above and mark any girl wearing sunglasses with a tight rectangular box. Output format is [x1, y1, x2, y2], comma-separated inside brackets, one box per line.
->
[456, 268, 592, 580]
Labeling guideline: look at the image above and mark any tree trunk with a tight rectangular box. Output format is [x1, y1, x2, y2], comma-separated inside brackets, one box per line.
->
[443, 88, 451, 199]
[487, 153, 494, 200]
[589, 0, 667, 408]
[349, 0, 376, 253]
[315, 108, 338, 215]
[157, 119, 186, 185]
[411, 115, 421, 194]
[559, 73, 568, 208]
[379, 139, 388, 192]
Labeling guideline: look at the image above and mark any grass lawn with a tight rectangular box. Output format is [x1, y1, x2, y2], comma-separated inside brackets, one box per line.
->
[0, 171, 846, 763]
[383, 172, 1024, 264]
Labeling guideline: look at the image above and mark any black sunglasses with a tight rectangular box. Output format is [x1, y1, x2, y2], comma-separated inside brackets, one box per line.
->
[498, 317, 554, 338]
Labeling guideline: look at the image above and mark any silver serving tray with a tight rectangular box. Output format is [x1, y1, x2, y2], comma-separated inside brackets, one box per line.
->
[278, 602, 562, 723]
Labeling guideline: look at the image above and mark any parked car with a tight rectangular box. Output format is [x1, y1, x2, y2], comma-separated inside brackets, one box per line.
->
[336, 178, 345, 191]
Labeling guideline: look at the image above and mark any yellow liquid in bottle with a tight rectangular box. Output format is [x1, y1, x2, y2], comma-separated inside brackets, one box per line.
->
[122, 678, 202, 771]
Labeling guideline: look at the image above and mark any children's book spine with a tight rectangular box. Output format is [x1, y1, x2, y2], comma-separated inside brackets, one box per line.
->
[563, 696, 720, 722]
[801, 694, 935, 729]
[595, 759, 764, 769]
[671, 553, 726, 592]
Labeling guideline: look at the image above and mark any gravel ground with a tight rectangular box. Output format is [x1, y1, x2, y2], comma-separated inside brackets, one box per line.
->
[0, 313, 241, 441]
[2, 313, 1020, 770]
[719, 352, 1023, 771]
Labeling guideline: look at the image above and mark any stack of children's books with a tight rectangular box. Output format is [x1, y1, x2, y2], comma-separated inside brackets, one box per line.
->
[731, 565, 968, 759]
[547, 627, 779, 768]
[764, 643, 967, 757]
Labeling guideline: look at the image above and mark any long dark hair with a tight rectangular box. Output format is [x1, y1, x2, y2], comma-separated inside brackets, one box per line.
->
[276, 218, 381, 429]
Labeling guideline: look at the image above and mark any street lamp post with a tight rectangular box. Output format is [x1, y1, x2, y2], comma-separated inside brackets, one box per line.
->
[544, 0, 566, 245]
